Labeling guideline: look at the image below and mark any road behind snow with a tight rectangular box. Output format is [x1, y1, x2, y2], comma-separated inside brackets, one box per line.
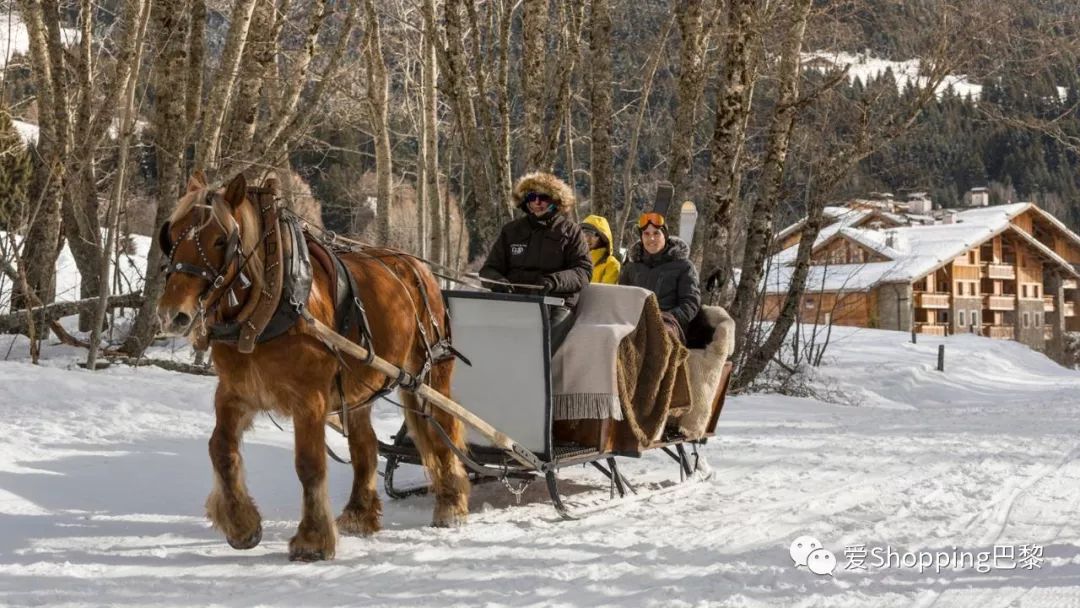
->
[2, 327, 1080, 607]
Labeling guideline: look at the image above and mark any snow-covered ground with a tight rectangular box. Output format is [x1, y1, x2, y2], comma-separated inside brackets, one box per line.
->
[3, 323, 1080, 606]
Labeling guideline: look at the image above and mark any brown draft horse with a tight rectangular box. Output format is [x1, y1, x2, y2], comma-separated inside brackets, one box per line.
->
[155, 172, 469, 561]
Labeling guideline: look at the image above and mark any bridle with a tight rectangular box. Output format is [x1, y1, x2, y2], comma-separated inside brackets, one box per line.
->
[157, 192, 248, 318]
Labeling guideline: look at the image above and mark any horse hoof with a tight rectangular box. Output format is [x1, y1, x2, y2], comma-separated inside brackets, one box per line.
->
[336, 511, 380, 537]
[227, 526, 262, 550]
[289, 548, 330, 562]
[431, 513, 467, 528]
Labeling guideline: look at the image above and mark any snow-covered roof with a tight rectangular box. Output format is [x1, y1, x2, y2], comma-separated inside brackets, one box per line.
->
[763, 202, 1065, 294]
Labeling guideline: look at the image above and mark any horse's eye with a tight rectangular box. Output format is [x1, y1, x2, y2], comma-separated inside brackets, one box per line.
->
[214, 236, 227, 248]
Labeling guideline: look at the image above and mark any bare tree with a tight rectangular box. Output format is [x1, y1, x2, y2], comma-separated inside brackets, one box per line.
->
[699, 0, 757, 306]
[588, 0, 614, 219]
[87, 0, 151, 370]
[730, 0, 814, 356]
[666, 0, 721, 211]
[363, 0, 393, 246]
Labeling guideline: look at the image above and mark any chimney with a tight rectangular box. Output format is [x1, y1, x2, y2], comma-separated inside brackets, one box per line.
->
[965, 187, 990, 207]
[907, 194, 932, 215]
[884, 230, 908, 252]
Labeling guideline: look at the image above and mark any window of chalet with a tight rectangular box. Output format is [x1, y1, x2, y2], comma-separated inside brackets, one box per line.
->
[969, 251, 977, 264]
[972, 311, 979, 326]
[1023, 313, 1030, 328]
[1035, 285, 1040, 298]
[1022, 285, 1028, 298]
[958, 282, 965, 296]
[1036, 312, 1042, 326]
[959, 311, 966, 326]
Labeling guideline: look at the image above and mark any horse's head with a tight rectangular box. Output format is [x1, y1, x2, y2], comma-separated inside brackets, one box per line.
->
[156, 172, 262, 336]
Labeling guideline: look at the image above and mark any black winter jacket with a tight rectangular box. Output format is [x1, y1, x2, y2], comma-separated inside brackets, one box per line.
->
[479, 212, 593, 308]
[619, 236, 701, 329]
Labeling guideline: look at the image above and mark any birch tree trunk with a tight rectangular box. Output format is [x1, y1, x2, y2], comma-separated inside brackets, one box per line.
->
[616, 14, 675, 250]
[14, 0, 63, 312]
[588, 0, 614, 219]
[363, 0, 393, 246]
[522, 0, 548, 169]
[223, 0, 276, 159]
[194, 0, 258, 170]
[665, 0, 715, 217]
[538, 1, 585, 171]
[122, 0, 192, 355]
[700, 0, 756, 306]
[425, 0, 503, 249]
[87, 0, 150, 370]
[731, 0, 812, 355]
[66, 0, 102, 332]
[423, 0, 442, 264]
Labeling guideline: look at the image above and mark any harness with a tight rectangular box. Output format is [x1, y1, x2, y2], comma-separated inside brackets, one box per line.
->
[159, 183, 460, 432]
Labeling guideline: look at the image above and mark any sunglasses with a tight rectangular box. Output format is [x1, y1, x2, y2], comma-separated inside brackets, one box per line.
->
[637, 212, 666, 230]
[522, 192, 554, 205]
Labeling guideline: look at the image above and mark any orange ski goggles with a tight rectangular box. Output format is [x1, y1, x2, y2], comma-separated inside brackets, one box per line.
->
[637, 212, 666, 231]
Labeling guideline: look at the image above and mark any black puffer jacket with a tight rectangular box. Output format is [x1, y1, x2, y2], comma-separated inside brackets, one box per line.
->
[479, 172, 592, 308]
[619, 236, 701, 329]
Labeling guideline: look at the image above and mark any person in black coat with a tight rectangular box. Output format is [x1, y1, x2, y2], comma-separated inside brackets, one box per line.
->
[479, 172, 592, 352]
[619, 211, 701, 343]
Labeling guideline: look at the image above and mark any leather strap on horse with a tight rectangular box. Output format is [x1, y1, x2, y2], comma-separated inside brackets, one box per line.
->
[237, 186, 286, 353]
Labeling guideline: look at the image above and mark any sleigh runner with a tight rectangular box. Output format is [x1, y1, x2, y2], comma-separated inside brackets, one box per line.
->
[323, 285, 735, 519]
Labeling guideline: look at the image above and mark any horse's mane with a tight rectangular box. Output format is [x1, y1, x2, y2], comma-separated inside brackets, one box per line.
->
[170, 187, 265, 294]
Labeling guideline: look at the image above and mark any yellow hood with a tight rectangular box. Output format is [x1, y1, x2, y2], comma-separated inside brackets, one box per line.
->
[582, 215, 614, 250]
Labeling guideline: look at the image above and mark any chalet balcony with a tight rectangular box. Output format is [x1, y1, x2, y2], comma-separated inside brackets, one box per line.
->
[1064, 280, 1079, 290]
[1066, 302, 1076, 317]
[916, 293, 950, 309]
[984, 295, 1016, 311]
[915, 323, 947, 336]
[983, 325, 1014, 339]
[981, 263, 1016, 280]
[1045, 296, 1056, 312]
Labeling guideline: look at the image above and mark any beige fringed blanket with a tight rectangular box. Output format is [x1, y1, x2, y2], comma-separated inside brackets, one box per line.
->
[552, 284, 653, 421]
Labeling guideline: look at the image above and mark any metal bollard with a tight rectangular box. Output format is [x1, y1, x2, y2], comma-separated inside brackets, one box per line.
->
[937, 344, 945, 372]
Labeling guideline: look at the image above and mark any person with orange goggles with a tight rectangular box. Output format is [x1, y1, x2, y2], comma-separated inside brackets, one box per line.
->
[636, 212, 667, 231]
[619, 211, 701, 343]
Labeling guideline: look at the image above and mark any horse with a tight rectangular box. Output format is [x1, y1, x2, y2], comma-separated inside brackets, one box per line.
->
[155, 172, 469, 561]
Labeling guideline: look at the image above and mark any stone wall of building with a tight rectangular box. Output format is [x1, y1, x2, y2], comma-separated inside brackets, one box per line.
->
[876, 283, 912, 331]
[1016, 300, 1045, 348]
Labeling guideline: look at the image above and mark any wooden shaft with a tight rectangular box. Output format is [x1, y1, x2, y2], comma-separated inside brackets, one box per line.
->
[305, 319, 538, 469]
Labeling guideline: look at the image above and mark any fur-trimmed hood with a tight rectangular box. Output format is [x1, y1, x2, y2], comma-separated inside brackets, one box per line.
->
[512, 172, 575, 214]
[627, 235, 691, 265]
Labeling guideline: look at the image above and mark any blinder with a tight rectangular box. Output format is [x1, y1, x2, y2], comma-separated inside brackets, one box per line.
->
[157, 221, 173, 256]
[159, 204, 245, 310]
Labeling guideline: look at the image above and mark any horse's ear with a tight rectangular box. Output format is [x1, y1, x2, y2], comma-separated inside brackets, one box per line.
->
[186, 170, 208, 193]
[223, 174, 248, 209]
[263, 177, 280, 196]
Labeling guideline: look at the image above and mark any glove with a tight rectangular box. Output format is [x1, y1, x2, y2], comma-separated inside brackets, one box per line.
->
[540, 276, 557, 294]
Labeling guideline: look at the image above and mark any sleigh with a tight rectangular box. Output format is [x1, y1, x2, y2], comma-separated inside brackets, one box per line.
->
[354, 284, 735, 519]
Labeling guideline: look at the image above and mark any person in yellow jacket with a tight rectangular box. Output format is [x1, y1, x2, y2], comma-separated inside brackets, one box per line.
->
[581, 215, 621, 284]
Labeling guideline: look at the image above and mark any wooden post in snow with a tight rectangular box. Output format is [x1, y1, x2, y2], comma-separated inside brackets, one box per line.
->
[937, 344, 945, 372]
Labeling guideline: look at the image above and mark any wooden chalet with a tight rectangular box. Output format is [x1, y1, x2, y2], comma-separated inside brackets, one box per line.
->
[762, 195, 1080, 350]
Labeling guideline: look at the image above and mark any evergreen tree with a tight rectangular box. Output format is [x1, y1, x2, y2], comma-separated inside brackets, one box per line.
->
[0, 108, 33, 231]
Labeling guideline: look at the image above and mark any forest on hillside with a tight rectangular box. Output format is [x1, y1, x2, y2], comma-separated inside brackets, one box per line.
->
[1, 0, 1078, 386]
